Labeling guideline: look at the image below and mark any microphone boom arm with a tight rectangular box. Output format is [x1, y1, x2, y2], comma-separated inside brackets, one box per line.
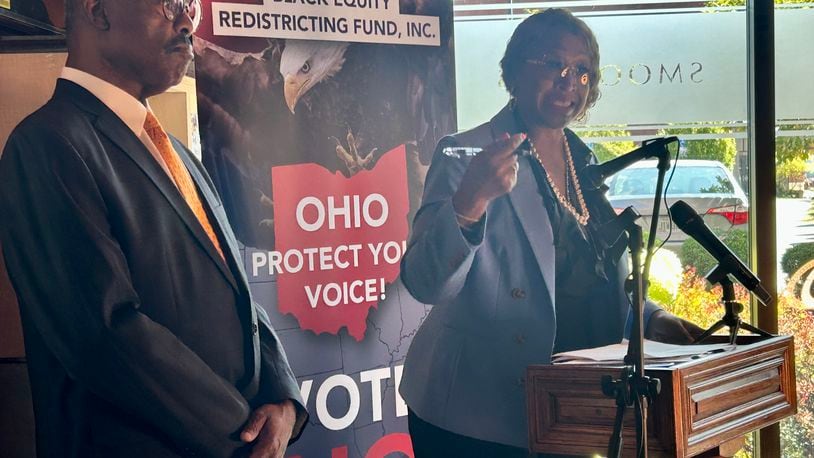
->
[583, 136, 678, 190]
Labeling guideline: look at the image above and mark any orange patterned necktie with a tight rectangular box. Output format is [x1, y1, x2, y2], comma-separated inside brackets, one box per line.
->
[143, 111, 224, 260]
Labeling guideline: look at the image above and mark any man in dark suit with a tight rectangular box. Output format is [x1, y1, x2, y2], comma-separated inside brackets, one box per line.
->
[0, 0, 306, 456]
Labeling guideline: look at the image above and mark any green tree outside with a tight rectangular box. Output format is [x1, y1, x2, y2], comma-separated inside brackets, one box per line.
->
[776, 156, 808, 197]
[776, 126, 814, 165]
[579, 129, 636, 162]
[658, 127, 738, 168]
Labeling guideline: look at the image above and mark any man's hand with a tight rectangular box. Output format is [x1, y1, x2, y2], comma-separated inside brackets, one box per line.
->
[645, 310, 705, 344]
[240, 399, 297, 458]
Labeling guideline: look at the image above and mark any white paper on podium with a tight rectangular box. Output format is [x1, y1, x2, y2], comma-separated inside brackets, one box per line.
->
[551, 339, 736, 365]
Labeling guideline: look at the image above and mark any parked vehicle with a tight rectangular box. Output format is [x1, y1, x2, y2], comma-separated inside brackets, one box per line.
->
[604, 159, 748, 246]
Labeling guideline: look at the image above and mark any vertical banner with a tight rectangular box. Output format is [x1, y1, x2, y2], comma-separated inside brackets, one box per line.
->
[194, 1, 455, 456]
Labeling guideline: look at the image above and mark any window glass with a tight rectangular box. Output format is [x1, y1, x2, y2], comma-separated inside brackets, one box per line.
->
[774, 3, 814, 456]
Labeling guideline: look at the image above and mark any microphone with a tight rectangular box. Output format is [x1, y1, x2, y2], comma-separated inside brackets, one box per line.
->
[599, 206, 640, 248]
[670, 200, 773, 306]
[582, 136, 678, 189]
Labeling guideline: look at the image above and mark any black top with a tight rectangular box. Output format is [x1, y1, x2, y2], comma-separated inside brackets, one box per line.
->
[526, 130, 630, 353]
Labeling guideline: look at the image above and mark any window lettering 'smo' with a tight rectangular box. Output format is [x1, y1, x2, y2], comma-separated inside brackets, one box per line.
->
[600, 62, 703, 86]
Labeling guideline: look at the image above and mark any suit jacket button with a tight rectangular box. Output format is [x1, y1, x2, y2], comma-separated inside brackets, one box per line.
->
[510, 288, 526, 299]
[515, 334, 526, 344]
[251, 323, 259, 335]
[516, 377, 525, 387]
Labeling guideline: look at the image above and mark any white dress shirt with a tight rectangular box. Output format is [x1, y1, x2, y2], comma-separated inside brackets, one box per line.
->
[59, 67, 175, 182]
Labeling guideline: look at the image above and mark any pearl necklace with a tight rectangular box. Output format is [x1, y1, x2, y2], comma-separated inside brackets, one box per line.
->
[529, 135, 591, 226]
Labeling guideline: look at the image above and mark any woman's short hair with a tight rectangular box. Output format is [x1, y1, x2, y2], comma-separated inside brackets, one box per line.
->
[500, 8, 601, 116]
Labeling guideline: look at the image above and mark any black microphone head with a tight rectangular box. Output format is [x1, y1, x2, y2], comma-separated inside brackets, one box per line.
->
[669, 200, 701, 230]
[670, 200, 774, 306]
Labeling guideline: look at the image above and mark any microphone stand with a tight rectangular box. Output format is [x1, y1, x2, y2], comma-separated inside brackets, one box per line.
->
[602, 140, 673, 458]
[694, 265, 773, 345]
[528, 137, 674, 457]
[641, 140, 673, 296]
[601, 223, 661, 458]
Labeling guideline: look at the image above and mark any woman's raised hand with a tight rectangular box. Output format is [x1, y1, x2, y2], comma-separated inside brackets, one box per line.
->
[452, 133, 527, 224]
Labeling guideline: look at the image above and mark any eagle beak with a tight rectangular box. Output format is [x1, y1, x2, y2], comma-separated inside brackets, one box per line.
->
[284, 74, 309, 114]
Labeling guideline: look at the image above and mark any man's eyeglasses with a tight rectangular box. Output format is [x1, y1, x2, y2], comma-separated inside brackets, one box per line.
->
[525, 56, 593, 87]
[159, 0, 202, 30]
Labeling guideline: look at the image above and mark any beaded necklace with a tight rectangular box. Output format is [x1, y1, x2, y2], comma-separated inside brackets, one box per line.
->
[528, 135, 591, 226]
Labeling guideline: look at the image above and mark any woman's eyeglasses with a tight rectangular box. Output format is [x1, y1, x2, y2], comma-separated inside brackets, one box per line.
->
[525, 56, 592, 87]
[159, 0, 202, 30]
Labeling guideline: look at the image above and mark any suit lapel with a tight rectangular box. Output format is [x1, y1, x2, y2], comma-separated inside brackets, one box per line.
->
[508, 160, 556, 305]
[489, 104, 556, 305]
[171, 138, 245, 290]
[76, 86, 239, 291]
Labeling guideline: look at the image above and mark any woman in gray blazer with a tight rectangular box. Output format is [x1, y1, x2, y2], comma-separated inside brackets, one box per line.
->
[399, 9, 702, 457]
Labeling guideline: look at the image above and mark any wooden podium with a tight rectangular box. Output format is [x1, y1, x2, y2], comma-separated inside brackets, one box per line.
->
[526, 335, 797, 457]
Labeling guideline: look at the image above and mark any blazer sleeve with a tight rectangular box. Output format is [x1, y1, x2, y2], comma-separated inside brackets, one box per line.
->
[254, 305, 308, 443]
[0, 127, 251, 457]
[400, 138, 488, 305]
